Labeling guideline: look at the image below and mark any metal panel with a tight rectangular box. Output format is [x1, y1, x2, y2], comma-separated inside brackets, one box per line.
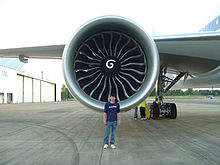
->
[0, 93, 4, 104]
[7, 93, 13, 103]
[33, 79, 40, 102]
[17, 75, 23, 103]
[41, 81, 55, 102]
[24, 77, 32, 102]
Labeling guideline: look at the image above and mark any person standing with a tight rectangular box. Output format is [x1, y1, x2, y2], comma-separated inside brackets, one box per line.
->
[103, 93, 121, 149]
[134, 106, 138, 120]
[139, 101, 146, 120]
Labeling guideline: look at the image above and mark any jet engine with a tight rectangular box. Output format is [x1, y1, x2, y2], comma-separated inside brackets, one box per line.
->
[63, 16, 159, 112]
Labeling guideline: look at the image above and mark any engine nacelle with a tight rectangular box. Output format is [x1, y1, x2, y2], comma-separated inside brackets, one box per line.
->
[63, 16, 159, 112]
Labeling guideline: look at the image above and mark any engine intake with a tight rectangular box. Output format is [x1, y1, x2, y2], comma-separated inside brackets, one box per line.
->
[63, 16, 159, 112]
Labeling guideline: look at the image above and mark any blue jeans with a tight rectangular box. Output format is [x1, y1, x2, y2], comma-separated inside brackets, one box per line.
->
[134, 106, 138, 118]
[104, 121, 117, 145]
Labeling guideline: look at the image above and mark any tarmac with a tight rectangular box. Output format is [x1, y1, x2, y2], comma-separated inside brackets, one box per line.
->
[0, 99, 220, 165]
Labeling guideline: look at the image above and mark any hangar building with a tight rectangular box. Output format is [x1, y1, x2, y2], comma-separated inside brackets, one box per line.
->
[0, 65, 58, 104]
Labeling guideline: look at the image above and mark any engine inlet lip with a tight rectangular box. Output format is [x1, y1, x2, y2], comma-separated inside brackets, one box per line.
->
[62, 15, 160, 112]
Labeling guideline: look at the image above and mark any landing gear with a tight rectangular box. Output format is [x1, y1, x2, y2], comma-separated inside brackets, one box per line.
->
[169, 103, 177, 119]
[152, 68, 185, 119]
[151, 101, 159, 119]
[151, 102, 177, 119]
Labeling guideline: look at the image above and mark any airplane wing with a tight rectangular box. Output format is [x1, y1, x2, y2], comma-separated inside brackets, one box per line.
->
[0, 45, 65, 59]
[0, 32, 220, 74]
[172, 66, 220, 89]
[0, 32, 220, 88]
[155, 32, 220, 89]
[154, 32, 220, 75]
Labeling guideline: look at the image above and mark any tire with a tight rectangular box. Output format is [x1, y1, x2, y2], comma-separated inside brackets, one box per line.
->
[152, 102, 159, 119]
[170, 103, 177, 119]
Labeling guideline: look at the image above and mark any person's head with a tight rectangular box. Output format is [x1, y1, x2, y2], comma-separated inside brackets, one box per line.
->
[110, 93, 116, 103]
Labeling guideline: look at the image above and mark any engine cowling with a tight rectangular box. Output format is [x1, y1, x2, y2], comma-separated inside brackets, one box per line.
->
[62, 16, 159, 112]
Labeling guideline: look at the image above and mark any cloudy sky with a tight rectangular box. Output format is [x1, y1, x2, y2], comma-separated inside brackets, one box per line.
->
[0, 0, 220, 85]
[0, 0, 220, 48]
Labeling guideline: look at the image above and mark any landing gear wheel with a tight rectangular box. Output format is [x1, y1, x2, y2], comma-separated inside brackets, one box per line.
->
[164, 103, 170, 118]
[152, 102, 159, 119]
[170, 103, 177, 119]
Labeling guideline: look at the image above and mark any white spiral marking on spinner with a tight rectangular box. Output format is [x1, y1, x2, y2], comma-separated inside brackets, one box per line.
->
[106, 59, 116, 69]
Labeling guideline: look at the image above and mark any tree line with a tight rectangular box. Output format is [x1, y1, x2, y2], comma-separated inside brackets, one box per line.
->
[150, 88, 220, 96]
[61, 84, 220, 101]
[61, 84, 74, 100]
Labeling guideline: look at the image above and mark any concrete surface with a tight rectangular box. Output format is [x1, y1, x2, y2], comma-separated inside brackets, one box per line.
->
[0, 100, 220, 165]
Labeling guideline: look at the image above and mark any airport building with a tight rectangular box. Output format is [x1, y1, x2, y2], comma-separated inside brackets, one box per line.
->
[0, 65, 59, 104]
[200, 15, 220, 32]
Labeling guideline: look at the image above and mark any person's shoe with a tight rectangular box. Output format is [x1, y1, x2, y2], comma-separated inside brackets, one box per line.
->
[110, 144, 116, 149]
[134, 118, 137, 120]
[103, 144, 108, 149]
